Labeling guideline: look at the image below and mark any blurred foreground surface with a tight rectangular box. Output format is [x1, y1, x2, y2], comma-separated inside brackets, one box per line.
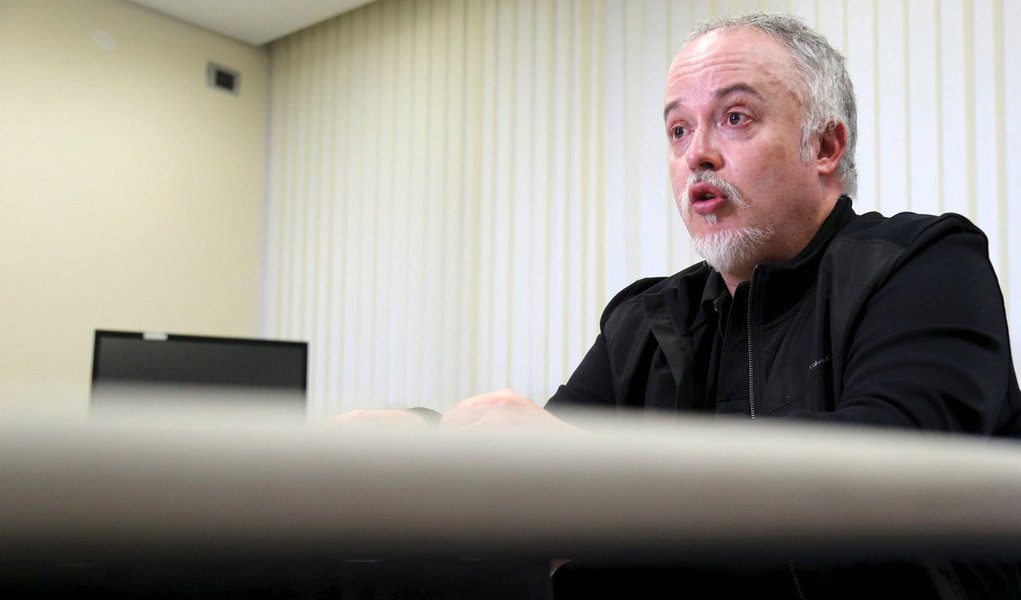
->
[2, 403, 1020, 597]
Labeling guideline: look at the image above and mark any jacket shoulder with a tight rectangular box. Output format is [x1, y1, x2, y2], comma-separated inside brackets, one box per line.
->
[598, 263, 710, 331]
[825, 211, 988, 282]
[837, 210, 983, 247]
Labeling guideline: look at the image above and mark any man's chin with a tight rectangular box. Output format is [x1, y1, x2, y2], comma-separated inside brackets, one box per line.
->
[692, 227, 774, 275]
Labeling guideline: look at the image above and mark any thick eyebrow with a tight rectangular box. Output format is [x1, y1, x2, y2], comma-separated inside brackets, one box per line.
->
[663, 101, 679, 122]
[714, 83, 763, 102]
[662, 83, 764, 122]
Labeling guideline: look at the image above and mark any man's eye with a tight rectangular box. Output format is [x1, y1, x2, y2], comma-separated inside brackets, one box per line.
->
[727, 112, 747, 125]
[671, 125, 685, 139]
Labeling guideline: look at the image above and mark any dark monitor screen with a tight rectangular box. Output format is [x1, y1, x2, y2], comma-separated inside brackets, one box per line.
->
[91, 330, 308, 418]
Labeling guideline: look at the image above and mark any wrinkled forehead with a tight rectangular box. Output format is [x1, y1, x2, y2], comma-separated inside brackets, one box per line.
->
[664, 28, 802, 102]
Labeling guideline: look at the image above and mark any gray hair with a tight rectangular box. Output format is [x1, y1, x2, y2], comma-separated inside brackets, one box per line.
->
[683, 14, 858, 196]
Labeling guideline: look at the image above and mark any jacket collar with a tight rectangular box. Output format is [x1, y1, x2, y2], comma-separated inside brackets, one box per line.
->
[747, 195, 857, 324]
[641, 196, 856, 389]
[648, 195, 857, 338]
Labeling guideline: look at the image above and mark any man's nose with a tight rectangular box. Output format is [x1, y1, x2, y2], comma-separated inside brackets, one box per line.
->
[685, 127, 723, 171]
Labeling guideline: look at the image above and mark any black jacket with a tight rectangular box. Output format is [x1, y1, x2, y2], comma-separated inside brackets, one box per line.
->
[549, 197, 1021, 435]
[546, 197, 1021, 598]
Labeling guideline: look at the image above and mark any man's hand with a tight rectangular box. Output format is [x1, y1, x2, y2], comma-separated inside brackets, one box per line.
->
[441, 389, 578, 431]
[325, 390, 577, 432]
[326, 409, 433, 429]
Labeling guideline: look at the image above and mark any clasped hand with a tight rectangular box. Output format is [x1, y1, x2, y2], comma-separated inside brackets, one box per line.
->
[328, 389, 577, 431]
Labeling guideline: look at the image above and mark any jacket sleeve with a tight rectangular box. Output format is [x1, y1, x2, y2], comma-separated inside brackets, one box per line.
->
[545, 278, 666, 414]
[789, 219, 1021, 435]
[545, 333, 617, 414]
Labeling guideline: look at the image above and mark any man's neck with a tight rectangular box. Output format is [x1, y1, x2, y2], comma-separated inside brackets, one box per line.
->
[722, 270, 750, 297]
[719, 190, 845, 297]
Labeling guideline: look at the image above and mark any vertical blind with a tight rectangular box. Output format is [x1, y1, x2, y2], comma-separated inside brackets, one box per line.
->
[264, 0, 1021, 419]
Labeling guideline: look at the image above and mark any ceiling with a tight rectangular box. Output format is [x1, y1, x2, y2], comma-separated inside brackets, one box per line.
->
[124, 0, 377, 46]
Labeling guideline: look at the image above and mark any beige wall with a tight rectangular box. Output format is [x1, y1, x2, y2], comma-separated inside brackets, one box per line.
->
[0, 0, 269, 413]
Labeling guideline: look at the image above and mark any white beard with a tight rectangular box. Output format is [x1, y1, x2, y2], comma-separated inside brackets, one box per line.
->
[692, 225, 775, 275]
[682, 171, 772, 274]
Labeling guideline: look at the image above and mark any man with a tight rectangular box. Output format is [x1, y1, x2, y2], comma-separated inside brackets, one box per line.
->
[446, 13, 1019, 434]
[344, 13, 1021, 597]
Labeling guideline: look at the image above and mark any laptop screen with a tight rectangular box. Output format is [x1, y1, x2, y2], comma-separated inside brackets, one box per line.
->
[90, 330, 308, 419]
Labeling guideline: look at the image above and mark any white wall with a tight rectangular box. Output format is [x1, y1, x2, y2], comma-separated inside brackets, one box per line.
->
[265, 0, 1020, 418]
[0, 0, 269, 413]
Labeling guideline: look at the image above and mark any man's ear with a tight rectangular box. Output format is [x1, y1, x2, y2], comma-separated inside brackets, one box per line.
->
[816, 120, 847, 176]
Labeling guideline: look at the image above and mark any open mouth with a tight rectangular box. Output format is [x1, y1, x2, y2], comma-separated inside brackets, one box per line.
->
[688, 182, 727, 215]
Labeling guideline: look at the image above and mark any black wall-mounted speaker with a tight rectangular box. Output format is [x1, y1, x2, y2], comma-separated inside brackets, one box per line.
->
[207, 62, 239, 95]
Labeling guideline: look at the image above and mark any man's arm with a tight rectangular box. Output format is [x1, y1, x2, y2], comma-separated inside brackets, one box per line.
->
[545, 333, 619, 414]
[791, 225, 1019, 434]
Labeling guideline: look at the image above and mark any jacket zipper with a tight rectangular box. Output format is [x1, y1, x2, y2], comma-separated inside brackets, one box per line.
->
[789, 563, 805, 599]
[746, 275, 756, 420]
[748, 273, 804, 599]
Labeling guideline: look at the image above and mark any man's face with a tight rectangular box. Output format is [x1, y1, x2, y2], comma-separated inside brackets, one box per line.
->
[663, 28, 832, 278]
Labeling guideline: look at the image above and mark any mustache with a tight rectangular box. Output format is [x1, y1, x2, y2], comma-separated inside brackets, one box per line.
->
[683, 172, 748, 208]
